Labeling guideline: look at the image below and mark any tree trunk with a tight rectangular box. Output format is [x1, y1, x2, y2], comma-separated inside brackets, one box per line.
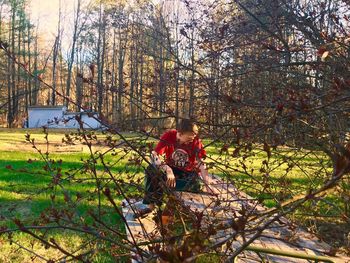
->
[189, 27, 195, 119]
[117, 27, 127, 125]
[32, 27, 39, 106]
[51, 36, 59, 105]
[9, 4, 16, 127]
[66, 0, 81, 107]
[7, 20, 12, 127]
[96, 1, 104, 115]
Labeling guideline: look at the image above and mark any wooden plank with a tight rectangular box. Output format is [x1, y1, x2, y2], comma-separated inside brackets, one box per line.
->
[122, 200, 160, 262]
[122, 174, 350, 262]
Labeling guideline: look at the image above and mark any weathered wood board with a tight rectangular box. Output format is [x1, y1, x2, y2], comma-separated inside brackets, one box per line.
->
[122, 175, 350, 262]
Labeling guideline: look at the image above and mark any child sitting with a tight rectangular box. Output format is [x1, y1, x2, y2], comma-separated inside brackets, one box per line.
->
[136, 119, 216, 217]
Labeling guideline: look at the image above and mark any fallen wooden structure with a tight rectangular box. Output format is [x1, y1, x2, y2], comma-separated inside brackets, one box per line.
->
[122, 175, 350, 262]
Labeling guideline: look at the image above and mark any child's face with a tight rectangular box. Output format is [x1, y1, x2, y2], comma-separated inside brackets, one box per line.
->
[178, 131, 197, 144]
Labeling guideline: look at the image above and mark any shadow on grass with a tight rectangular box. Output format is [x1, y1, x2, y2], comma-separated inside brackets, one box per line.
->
[0, 193, 132, 262]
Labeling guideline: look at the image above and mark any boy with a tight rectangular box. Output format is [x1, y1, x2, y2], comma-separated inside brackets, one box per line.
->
[136, 119, 215, 217]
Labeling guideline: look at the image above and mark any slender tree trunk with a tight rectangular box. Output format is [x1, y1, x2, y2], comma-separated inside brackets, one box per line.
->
[174, 13, 180, 128]
[7, 19, 12, 127]
[26, 20, 32, 111]
[51, 36, 59, 105]
[66, 0, 81, 107]
[117, 29, 126, 124]
[138, 45, 144, 130]
[96, 1, 104, 115]
[10, 4, 16, 126]
[76, 43, 83, 109]
[16, 10, 22, 122]
[59, 41, 64, 104]
[133, 29, 139, 130]
[23, 22, 28, 121]
[32, 27, 39, 106]
[104, 47, 109, 118]
[129, 22, 135, 128]
[189, 27, 195, 118]
[111, 29, 117, 122]
[100, 12, 107, 116]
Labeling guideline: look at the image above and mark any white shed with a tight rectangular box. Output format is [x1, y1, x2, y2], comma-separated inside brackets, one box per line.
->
[27, 105, 103, 129]
[62, 112, 102, 129]
[28, 106, 66, 128]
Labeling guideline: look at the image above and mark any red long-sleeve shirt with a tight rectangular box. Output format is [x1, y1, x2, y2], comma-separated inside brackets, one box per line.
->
[154, 129, 206, 172]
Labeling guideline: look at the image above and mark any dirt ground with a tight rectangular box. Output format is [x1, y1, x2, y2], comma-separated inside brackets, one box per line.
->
[0, 128, 119, 153]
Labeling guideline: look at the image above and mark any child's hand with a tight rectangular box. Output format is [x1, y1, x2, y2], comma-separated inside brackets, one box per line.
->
[204, 178, 220, 195]
[205, 184, 220, 195]
[166, 169, 176, 188]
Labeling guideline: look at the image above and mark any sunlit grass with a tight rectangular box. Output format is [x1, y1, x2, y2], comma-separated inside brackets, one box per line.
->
[0, 129, 346, 261]
[0, 130, 141, 261]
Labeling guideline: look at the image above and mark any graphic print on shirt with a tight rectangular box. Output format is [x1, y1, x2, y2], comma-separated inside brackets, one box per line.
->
[171, 148, 189, 168]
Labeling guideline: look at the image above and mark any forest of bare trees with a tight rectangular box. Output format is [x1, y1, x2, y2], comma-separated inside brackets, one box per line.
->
[0, 0, 349, 140]
[0, 0, 348, 145]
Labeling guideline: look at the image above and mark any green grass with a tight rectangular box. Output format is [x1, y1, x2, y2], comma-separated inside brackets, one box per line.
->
[0, 129, 348, 261]
[0, 129, 142, 262]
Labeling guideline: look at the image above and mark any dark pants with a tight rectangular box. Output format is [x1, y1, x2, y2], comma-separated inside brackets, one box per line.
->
[143, 165, 201, 205]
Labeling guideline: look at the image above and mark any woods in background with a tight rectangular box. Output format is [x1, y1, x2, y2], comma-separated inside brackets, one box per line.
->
[0, 0, 349, 148]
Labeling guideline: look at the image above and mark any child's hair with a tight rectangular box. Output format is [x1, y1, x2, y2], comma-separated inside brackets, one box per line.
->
[178, 119, 198, 134]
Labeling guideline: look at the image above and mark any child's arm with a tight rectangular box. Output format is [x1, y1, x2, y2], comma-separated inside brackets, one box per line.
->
[199, 160, 219, 195]
[199, 161, 209, 183]
[150, 151, 175, 188]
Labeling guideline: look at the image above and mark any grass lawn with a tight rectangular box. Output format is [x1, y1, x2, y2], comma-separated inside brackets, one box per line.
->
[0, 129, 142, 262]
[0, 129, 348, 261]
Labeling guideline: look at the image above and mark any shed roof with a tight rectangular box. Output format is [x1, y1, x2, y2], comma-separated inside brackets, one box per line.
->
[28, 105, 65, 109]
[64, 112, 98, 115]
